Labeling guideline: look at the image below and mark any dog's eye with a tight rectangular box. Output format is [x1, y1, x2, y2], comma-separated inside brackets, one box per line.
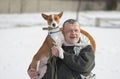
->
[48, 18, 52, 22]
[55, 17, 58, 20]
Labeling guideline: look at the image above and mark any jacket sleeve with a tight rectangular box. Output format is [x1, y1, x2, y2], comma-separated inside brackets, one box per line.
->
[62, 45, 95, 76]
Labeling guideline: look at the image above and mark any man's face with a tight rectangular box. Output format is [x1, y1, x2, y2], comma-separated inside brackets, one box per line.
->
[63, 22, 80, 44]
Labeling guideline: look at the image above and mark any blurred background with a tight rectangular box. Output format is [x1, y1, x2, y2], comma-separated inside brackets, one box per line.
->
[0, 0, 120, 27]
[0, 0, 120, 79]
[0, 0, 120, 13]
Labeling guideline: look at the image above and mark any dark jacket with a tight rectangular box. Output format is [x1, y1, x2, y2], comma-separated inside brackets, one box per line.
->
[42, 45, 95, 79]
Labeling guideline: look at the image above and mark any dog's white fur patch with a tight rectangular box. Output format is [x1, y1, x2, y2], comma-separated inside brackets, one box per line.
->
[37, 57, 48, 79]
[51, 14, 58, 28]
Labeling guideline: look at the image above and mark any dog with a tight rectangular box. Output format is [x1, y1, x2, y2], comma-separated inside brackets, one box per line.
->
[29, 12, 64, 79]
[42, 12, 64, 59]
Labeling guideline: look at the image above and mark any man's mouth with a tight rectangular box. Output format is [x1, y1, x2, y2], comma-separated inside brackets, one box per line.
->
[70, 36, 76, 39]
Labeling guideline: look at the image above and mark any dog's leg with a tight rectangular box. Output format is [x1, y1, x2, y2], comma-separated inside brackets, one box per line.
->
[29, 35, 53, 70]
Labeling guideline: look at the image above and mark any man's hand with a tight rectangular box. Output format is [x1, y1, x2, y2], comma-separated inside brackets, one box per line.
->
[27, 68, 39, 79]
[51, 45, 64, 59]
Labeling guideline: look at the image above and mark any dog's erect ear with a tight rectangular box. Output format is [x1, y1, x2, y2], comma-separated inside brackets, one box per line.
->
[58, 12, 63, 18]
[41, 13, 49, 20]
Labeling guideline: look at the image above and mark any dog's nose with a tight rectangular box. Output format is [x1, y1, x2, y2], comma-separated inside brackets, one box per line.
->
[52, 23, 56, 27]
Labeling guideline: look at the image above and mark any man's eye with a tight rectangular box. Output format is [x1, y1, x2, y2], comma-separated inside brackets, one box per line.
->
[67, 30, 72, 33]
[75, 30, 78, 32]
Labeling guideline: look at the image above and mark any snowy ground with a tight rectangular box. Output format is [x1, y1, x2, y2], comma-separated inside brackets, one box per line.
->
[0, 11, 120, 79]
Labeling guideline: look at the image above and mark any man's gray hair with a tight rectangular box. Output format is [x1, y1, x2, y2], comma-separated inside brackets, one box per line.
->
[63, 19, 80, 27]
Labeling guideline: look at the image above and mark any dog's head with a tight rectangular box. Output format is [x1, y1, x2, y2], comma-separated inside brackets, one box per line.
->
[42, 12, 63, 29]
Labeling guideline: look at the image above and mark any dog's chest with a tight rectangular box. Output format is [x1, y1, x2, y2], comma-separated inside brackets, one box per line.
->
[49, 31, 64, 46]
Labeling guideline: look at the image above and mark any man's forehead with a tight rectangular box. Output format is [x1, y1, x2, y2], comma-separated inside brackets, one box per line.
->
[64, 22, 80, 29]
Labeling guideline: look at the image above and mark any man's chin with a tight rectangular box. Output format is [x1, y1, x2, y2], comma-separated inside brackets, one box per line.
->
[69, 41, 78, 44]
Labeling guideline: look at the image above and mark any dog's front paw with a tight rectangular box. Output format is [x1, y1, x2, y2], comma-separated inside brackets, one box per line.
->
[58, 47, 64, 59]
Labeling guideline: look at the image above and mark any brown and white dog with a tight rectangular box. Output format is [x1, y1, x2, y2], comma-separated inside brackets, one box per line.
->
[42, 12, 64, 59]
[29, 12, 64, 79]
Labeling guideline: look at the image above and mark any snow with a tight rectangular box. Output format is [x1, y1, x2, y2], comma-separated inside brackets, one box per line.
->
[0, 11, 120, 79]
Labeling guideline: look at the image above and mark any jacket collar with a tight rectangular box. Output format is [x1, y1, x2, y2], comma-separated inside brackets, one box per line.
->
[63, 38, 89, 47]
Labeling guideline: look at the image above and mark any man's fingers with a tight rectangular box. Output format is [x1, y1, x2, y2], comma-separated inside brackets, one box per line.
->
[28, 68, 39, 79]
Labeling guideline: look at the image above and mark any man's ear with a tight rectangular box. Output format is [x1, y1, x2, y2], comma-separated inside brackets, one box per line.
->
[58, 12, 63, 18]
[41, 13, 49, 20]
[60, 28, 64, 35]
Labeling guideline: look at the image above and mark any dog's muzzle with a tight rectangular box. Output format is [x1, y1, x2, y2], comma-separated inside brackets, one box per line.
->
[52, 23, 56, 27]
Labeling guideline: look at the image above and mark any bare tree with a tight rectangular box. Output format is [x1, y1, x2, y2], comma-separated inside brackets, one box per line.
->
[105, 0, 117, 10]
[76, 0, 81, 21]
[76, 0, 94, 21]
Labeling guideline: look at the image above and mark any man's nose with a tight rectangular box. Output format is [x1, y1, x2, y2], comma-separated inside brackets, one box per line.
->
[71, 30, 75, 34]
